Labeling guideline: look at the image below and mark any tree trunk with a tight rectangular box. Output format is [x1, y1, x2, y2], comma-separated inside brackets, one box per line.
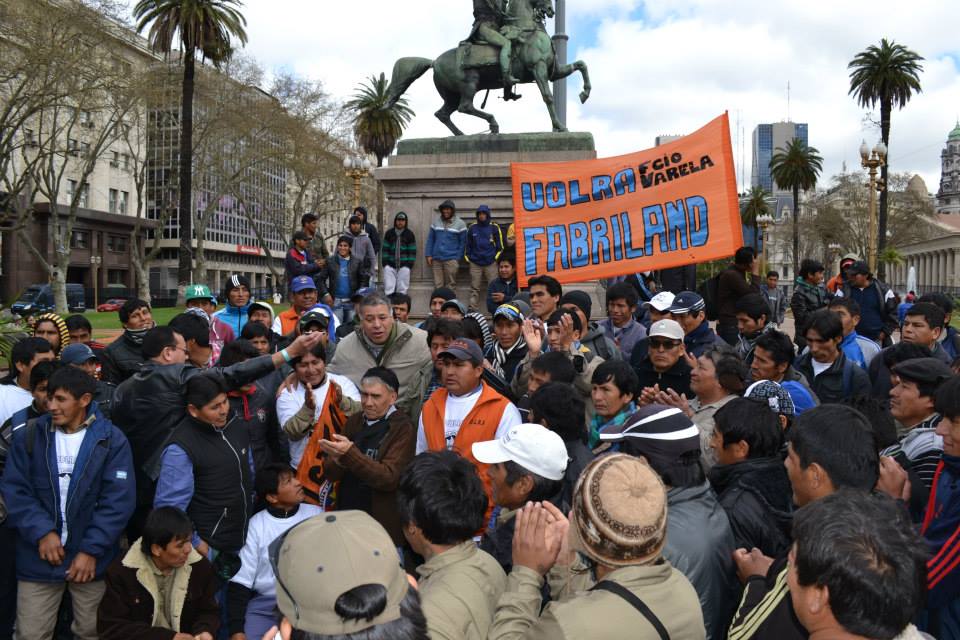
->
[792, 184, 800, 280]
[752, 221, 759, 252]
[878, 99, 891, 281]
[194, 231, 207, 285]
[52, 262, 68, 315]
[376, 154, 385, 283]
[133, 258, 151, 303]
[177, 50, 196, 304]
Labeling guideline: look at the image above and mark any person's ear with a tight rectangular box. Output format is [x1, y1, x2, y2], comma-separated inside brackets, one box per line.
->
[779, 415, 788, 430]
[933, 325, 944, 340]
[150, 543, 163, 559]
[79, 392, 93, 409]
[808, 583, 830, 616]
[187, 405, 201, 419]
[733, 440, 750, 460]
[517, 474, 535, 497]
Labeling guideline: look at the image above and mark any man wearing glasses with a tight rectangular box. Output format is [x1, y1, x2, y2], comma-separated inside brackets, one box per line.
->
[631, 319, 694, 403]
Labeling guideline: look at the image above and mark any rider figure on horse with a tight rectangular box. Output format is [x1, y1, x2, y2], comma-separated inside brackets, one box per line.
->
[469, 0, 519, 93]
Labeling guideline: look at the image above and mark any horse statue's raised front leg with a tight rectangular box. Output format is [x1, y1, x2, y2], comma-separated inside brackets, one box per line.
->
[551, 59, 591, 104]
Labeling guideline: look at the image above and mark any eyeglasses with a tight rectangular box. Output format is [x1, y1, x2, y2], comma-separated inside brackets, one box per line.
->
[649, 338, 682, 350]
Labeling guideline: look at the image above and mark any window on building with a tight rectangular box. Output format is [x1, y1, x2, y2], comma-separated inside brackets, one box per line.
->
[80, 141, 90, 156]
[107, 269, 126, 285]
[121, 154, 130, 170]
[109, 188, 118, 213]
[71, 229, 89, 249]
[111, 150, 119, 167]
[24, 128, 35, 146]
[68, 138, 78, 156]
[119, 191, 128, 215]
[79, 183, 89, 208]
[107, 235, 127, 253]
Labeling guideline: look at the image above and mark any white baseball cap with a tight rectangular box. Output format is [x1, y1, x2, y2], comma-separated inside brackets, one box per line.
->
[649, 319, 685, 341]
[644, 291, 675, 312]
[472, 424, 568, 481]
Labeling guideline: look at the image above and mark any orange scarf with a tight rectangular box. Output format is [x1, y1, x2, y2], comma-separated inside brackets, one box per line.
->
[296, 382, 346, 510]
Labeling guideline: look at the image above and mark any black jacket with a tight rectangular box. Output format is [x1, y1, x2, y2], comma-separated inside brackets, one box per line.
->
[325, 253, 368, 295]
[99, 332, 146, 384]
[717, 266, 759, 330]
[684, 320, 728, 358]
[794, 351, 871, 405]
[708, 457, 794, 558]
[630, 340, 694, 398]
[790, 279, 828, 347]
[111, 356, 277, 508]
[728, 555, 805, 640]
[169, 416, 253, 553]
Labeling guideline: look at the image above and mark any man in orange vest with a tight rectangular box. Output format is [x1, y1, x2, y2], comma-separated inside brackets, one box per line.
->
[273, 275, 330, 337]
[417, 338, 522, 513]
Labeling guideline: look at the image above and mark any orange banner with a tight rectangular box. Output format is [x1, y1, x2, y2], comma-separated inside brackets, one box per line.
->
[512, 113, 742, 286]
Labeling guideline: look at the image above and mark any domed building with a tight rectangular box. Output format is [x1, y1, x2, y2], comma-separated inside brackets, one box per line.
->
[936, 122, 960, 215]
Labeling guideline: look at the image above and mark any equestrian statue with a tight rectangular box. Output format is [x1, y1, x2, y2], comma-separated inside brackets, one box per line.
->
[383, 0, 591, 135]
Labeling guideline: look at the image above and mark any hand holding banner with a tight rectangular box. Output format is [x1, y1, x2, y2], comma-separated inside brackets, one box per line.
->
[512, 113, 742, 286]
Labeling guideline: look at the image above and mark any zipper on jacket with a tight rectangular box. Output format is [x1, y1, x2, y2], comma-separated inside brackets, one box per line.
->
[209, 507, 228, 540]
[44, 427, 59, 534]
[63, 433, 107, 522]
[217, 421, 249, 542]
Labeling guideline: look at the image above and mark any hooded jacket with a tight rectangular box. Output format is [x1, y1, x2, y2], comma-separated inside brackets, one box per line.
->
[708, 456, 794, 558]
[353, 207, 381, 255]
[427, 201, 468, 262]
[382, 214, 417, 269]
[327, 322, 431, 398]
[1, 402, 136, 582]
[580, 321, 620, 361]
[685, 319, 728, 358]
[665, 482, 740, 640]
[97, 542, 220, 640]
[486, 276, 518, 314]
[465, 212, 503, 266]
[346, 227, 376, 281]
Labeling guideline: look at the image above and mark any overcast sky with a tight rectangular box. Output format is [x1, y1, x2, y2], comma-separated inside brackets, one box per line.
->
[221, 0, 960, 194]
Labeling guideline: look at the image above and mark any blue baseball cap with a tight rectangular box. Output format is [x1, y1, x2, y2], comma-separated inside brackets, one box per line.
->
[668, 291, 705, 315]
[781, 381, 817, 415]
[61, 343, 98, 366]
[476, 205, 491, 215]
[290, 276, 317, 293]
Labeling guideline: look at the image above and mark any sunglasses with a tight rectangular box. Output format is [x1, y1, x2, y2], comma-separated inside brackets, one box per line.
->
[649, 338, 682, 350]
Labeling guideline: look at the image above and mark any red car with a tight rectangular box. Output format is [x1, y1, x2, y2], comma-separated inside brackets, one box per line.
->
[97, 298, 128, 312]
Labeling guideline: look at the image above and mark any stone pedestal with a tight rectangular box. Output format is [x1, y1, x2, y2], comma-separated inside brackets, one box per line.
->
[376, 132, 606, 319]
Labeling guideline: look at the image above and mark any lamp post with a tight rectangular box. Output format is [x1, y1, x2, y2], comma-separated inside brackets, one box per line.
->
[757, 213, 774, 272]
[343, 155, 372, 211]
[827, 242, 842, 277]
[90, 255, 101, 310]
[859, 139, 887, 274]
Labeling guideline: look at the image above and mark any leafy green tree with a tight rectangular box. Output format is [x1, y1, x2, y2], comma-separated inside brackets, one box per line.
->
[742, 186, 771, 252]
[133, 0, 247, 300]
[770, 138, 823, 279]
[345, 72, 413, 232]
[848, 39, 924, 279]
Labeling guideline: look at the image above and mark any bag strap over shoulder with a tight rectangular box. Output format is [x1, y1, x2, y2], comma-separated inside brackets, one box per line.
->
[591, 580, 670, 640]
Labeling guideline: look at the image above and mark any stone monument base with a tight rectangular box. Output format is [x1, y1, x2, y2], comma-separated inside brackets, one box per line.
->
[376, 132, 607, 319]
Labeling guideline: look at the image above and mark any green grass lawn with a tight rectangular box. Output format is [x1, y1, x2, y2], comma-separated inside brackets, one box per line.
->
[80, 304, 291, 339]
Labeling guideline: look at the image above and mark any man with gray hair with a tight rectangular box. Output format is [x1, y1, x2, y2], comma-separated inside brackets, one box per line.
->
[328, 292, 431, 400]
[319, 367, 415, 545]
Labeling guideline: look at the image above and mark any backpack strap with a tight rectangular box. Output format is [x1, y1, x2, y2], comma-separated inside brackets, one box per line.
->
[590, 580, 670, 640]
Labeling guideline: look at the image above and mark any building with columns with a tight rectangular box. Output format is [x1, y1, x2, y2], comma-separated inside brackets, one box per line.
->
[890, 214, 960, 296]
[937, 123, 960, 215]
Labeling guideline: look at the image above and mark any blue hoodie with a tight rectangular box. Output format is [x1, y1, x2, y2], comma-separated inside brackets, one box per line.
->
[426, 213, 467, 262]
[214, 302, 252, 336]
[1, 402, 135, 582]
[465, 212, 503, 266]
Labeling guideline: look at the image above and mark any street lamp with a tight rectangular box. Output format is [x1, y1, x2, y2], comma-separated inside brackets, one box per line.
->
[827, 242, 842, 275]
[859, 139, 887, 274]
[757, 213, 775, 272]
[343, 155, 372, 211]
[90, 255, 102, 310]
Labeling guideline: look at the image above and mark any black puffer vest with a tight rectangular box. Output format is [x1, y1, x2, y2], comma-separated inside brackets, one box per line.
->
[171, 416, 253, 553]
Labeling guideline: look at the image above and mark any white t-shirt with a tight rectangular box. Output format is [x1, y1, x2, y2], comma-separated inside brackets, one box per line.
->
[276, 374, 360, 468]
[0, 383, 34, 427]
[810, 359, 833, 378]
[416, 386, 522, 454]
[231, 503, 323, 597]
[55, 429, 88, 545]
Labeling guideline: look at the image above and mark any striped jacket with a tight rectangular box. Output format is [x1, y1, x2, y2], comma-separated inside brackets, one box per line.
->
[921, 456, 960, 637]
[382, 227, 417, 269]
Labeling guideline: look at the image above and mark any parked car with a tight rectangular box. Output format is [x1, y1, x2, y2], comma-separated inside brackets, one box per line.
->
[11, 283, 86, 316]
[97, 298, 128, 312]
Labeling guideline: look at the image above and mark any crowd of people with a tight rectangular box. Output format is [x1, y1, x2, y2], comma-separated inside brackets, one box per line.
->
[0, 214, 957, 640]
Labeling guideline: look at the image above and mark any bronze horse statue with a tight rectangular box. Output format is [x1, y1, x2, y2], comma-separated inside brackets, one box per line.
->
[384, 0, 591, 135]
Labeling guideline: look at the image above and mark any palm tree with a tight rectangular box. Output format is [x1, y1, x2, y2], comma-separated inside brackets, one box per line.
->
[345, 73, 414, 233]
[770, 138, 823, 279]
[133, 0, 247, 298]
[848, 39, 923, 279]
[741, 186, 771, 252]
